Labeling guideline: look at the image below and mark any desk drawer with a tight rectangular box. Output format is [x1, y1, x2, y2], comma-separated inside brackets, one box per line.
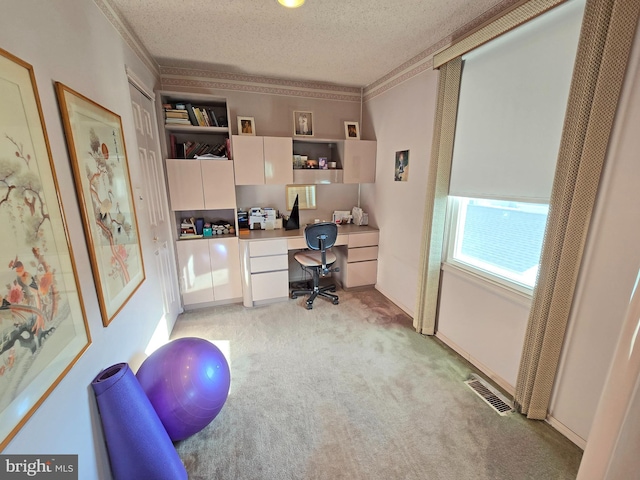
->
[250, 254, 288, 273]
[251, 270, 289, 301]
[347, 246, 378, 263]
[348, 231, 379, 248]
[287, 233, 348, 250]
[249, 239, 288, 257]
[287, 237, 308, 250]
[345, 260, 378, 287]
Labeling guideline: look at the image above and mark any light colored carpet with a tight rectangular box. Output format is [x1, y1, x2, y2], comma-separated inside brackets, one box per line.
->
[171, 288, 582, 480]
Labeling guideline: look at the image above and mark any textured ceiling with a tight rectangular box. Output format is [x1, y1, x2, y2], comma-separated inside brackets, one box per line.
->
[109, 0, 507, 87]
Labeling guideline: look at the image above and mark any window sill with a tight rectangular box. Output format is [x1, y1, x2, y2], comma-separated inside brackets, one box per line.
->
[441, 262, 533, 307]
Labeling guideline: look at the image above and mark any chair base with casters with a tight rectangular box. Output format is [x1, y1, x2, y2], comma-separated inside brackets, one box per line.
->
[290, 250, 340, 309]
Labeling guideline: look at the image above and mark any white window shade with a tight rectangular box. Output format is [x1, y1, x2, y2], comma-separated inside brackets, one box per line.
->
[449, 0, 585, 203]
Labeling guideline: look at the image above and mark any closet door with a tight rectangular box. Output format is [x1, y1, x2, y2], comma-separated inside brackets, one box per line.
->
[129, 82, 180, 316]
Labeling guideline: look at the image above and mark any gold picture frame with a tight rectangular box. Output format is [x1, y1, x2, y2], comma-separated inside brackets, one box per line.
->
[0, 48, 91, 450]
[55, 82, 145, 327]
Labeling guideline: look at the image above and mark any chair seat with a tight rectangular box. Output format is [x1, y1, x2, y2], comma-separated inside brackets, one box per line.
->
[294, 250, 336, 267]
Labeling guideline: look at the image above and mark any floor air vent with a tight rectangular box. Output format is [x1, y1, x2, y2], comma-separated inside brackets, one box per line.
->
[465, 375, 514, 416]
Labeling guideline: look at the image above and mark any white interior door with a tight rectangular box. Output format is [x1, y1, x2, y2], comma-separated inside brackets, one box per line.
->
[128, 82, 181, 318]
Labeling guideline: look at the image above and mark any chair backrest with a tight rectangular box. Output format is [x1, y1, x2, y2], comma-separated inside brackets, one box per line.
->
[304, 222, 338, 251]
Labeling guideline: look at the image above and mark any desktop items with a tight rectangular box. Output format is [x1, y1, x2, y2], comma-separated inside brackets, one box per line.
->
[285, 195, 300, 230]
[332, 210, 352, 224]
[249, 207, 277, 230]
[352, 206, 369, 226]
[237, 210, 249, 229]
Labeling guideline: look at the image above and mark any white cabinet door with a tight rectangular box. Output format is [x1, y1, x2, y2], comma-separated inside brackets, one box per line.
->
[233, 135, 265, 185]
[343, 140, 377, 184]
[166, 159, 204, 210]
[209, 237, 243, 301]
[264, 136, 293, 184]
[176, 240, 215, 305]
[251, 271, 289, 302]
[202, 160, 237, 209]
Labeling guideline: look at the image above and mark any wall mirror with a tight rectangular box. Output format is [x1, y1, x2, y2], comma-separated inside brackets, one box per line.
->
[286, 185, 316, 210]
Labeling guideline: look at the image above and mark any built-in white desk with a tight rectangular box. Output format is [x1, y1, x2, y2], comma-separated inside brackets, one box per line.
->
[238, 225, 379, 307]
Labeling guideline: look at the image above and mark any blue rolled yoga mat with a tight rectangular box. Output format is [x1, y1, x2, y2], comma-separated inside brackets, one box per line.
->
[91, 363, 188, 480]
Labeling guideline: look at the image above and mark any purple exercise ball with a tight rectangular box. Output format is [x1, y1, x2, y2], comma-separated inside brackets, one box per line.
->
[136, 337, 231, 441]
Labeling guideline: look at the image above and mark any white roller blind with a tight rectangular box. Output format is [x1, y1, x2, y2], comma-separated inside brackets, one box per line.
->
[449, 0, 585, 203]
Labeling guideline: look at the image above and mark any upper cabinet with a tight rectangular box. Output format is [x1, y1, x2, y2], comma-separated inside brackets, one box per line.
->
[264, 136, 293, 184]
[166, 159, 236, 211]
[233, 135, 293, 185]
[340, 140, 377, 184]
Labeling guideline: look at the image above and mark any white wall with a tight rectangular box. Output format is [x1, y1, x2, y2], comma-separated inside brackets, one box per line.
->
[363, 23, 640, 449]
[437, 268, 530, 392]
[0, 1, 172, 478]
[361, 70, 439, 314]
[549, 24, 640, 443]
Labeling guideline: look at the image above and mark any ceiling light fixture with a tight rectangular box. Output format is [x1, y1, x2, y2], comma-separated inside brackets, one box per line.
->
[278, 0, 305, 8]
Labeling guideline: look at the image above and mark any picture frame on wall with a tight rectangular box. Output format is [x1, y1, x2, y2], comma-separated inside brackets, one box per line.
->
[0, 48, 91, 450]
[293, 111, 313, 137]
[344, 121, 360, 139]
[237, 116, 256, 136]
[395, 150, 410, 181]
[55, 82, 145, 327]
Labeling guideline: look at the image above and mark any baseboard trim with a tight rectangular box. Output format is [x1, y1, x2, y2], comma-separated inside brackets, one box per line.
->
[545, 415, 587, 449]
[435, 331, 515, 396]
[374, 285, 414, 317]
[435, 333, 588, 449]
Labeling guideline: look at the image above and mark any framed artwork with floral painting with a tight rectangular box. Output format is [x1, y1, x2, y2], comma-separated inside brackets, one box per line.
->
[55, 82, 145, 327]
[0, 48, 91, 450]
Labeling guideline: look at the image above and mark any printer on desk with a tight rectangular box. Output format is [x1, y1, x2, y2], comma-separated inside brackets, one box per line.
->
[248, 207, 277, 230]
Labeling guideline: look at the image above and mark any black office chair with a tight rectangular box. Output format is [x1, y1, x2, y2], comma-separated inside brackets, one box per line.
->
[290, 222, 340, 309]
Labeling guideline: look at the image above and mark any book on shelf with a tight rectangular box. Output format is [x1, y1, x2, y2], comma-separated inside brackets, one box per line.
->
[179, 141, 227, 159]
[165, 118, 191, 125]
[208, 109, 219, 127]
[165, 110, 189, 119]
[193, 107, 206, 126]
[184, 103, 199, 126]
[170, 134, 177, 158]
[201, 109, 212, 127]
[164, 101, 227, 128]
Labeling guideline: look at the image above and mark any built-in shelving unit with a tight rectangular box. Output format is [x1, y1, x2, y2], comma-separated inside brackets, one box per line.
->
[158, 91, 243, 308]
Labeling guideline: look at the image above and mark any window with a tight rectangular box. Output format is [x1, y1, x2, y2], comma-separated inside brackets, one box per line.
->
[446, 197, 548, 292]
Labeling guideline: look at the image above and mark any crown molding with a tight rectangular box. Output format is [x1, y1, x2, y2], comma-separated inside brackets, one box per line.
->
[160, 67, 362, 102]
[93, 0, 159, 77]
[96, 0, 526, 103]
[363, 0, 525, 101]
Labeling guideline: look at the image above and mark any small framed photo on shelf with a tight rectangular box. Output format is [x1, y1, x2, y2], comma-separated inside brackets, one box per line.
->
[238, 116, 255, 136]
[345, 121, 360, 139]
[293, 111, 313, 137]
[318, 157, 328, 169]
